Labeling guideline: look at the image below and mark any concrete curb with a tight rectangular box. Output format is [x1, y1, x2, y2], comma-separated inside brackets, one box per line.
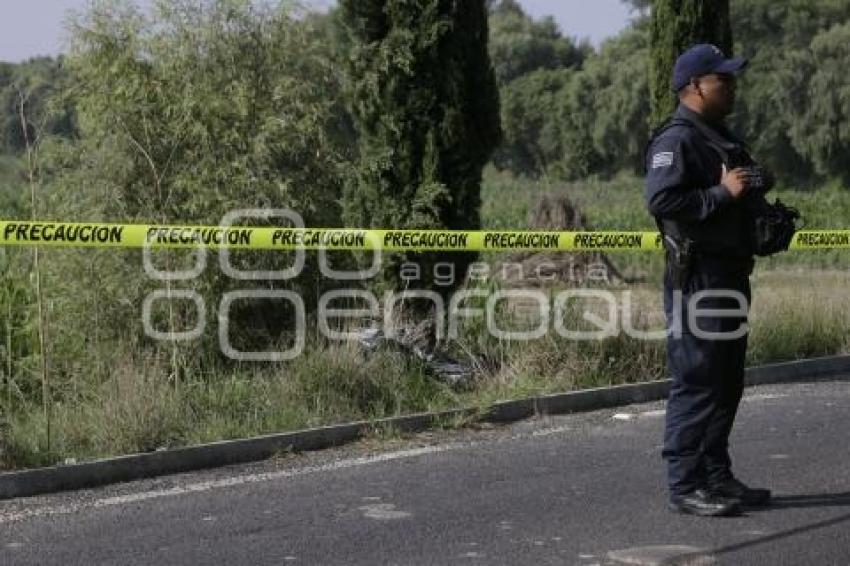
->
[2, 354, 849, 500]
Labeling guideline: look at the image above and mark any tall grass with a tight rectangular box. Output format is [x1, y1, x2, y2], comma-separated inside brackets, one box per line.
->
[2, 168, 849, 470]
[5, 267, 848, 470]
[481, 166, 850, 275]
[1, 340, 460, 469]
[747, 270, 850, 363]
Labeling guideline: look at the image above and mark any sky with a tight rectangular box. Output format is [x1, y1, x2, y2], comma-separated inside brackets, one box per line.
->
[0, 0, 635, 63]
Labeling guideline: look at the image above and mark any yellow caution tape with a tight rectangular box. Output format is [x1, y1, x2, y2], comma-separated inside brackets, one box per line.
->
[1, 221, 848, 252]
[790, 230, 850, 249]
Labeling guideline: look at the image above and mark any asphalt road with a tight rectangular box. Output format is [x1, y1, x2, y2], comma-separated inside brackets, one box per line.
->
[2, 380, 849, 566]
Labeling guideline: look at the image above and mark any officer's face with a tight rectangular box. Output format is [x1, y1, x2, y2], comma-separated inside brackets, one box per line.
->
[693, 73, 737, 118]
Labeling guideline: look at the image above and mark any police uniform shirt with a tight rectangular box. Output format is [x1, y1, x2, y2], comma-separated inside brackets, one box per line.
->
[644, 104, 752, 259]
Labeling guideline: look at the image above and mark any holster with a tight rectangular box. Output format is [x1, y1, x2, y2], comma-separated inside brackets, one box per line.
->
[663, 234, 695, 290]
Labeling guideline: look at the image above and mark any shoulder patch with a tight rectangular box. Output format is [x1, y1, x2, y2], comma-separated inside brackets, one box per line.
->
[651, 151, 674, 169]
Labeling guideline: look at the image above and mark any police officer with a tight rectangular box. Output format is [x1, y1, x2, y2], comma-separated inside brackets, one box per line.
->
[645, 44, 772, 517]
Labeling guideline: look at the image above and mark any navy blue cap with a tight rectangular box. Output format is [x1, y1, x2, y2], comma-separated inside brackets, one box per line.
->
[672, 44, 748, 92]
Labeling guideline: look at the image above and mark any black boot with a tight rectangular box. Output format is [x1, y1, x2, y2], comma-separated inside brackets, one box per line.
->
[669, 488, 741, 517]
[708, 478, 771, 506]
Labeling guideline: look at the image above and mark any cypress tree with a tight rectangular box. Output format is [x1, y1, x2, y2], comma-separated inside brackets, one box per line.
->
[649, 0, 733, 128]
[340, 0, 501, 302]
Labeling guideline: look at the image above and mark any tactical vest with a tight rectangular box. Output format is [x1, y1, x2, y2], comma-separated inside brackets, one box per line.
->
[646, 116, 758, 260]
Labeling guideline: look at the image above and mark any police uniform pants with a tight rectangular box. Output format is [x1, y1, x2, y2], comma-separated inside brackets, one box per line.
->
[661, 258, 752, 496]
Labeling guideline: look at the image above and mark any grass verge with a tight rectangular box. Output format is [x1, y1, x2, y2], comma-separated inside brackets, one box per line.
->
[2, 169, 848, 470]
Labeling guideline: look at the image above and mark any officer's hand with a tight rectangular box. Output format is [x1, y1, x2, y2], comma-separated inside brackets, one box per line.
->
[721, 165, 750, 199]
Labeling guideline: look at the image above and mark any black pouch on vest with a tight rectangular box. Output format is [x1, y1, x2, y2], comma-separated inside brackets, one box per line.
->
[750, 198, 801, 256]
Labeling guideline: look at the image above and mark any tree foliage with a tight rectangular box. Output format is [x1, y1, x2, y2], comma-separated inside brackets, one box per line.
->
[487, 0, 588, 86]
[0, 57, 75, 156]
[779, 22, 850, 183]
[560, 24, 650, 177]
[649, 0, 733, 128]
[340, 0, 501, 297]
[621, 0, 652, 11]
[730, 0, 850, 184]
[485, 0, 850, 185]
[493, 19, 650, 180]
[36, 0, 353, 374]
[494, 67, 572, 176]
